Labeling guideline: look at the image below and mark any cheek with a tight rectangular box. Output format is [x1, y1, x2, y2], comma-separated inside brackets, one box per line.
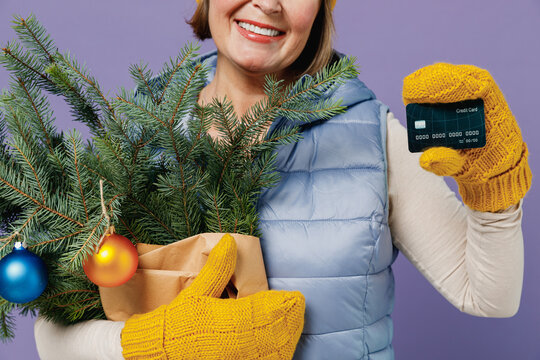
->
[289, 3, 320, 44]
[207, 0, 242, 33]
[210, 0, 242, 13]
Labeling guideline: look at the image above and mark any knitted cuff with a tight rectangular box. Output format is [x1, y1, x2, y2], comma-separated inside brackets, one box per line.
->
[121, 305, 167, 360]
[458, 143, 532, 212]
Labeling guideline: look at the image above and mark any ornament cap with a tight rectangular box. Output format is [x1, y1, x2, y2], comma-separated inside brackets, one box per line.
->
[13, 241, 27, 250]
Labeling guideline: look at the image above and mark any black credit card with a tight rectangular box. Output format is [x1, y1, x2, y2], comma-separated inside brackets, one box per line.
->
[406, 99, 486, 153]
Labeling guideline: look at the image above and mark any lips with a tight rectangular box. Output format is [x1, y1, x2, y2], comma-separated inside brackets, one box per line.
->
[234, 19, 286, 43]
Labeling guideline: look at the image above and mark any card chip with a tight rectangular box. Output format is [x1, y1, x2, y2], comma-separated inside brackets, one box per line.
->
[415, 120, 426, 129]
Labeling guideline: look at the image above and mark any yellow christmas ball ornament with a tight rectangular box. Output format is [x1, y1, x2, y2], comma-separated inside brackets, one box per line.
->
[83, 232, 138, 287]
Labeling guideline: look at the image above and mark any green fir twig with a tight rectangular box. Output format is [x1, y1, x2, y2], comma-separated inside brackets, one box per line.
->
[0, 14, 358, 340]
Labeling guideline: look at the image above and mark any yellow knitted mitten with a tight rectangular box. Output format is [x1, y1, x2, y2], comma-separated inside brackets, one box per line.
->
[403, 63, 532, 212]
[121, 233, 305, 360]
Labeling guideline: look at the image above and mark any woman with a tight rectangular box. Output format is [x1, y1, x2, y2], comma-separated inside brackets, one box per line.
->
[35, 0, 530, 359]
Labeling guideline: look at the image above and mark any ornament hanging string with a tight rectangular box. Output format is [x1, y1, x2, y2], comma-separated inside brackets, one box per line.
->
[98, 179, 115, 249]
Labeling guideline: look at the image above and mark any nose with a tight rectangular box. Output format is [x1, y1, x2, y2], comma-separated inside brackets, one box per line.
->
[251, 0, 282, 14]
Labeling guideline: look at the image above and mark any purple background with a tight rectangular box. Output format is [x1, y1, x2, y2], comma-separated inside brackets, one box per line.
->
[1, 0, 539, 359]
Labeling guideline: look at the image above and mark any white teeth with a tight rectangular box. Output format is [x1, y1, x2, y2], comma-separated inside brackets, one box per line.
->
[237, 21, 280, 37]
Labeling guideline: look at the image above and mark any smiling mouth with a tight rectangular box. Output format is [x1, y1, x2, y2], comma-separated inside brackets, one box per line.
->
[235, 20, 285, 37]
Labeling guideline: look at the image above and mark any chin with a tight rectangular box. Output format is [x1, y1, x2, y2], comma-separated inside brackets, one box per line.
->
[230, 49, 282, 74]
[237, 59, 277, 75]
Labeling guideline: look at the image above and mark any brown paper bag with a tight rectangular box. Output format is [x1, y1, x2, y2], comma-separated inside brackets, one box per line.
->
[99, 233, 269, 321]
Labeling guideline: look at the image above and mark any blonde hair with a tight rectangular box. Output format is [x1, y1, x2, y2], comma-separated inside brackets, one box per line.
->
[187, 0, 336, 78]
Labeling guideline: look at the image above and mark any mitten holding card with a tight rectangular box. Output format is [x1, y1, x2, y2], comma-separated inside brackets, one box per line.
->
[403, 63, 532, 212]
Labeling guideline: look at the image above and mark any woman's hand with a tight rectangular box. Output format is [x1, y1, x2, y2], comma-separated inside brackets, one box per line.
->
[402, 63, 532, 212]
[120, 234, 305, 360]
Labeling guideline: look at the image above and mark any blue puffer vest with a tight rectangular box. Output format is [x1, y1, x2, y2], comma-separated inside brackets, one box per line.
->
[256, 66, 398, 360]
[161, 50, 398, 360]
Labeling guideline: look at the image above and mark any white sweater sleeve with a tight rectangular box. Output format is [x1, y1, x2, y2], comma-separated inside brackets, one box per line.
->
[386, 112, 524, 317]
[34, 317, 125, 360]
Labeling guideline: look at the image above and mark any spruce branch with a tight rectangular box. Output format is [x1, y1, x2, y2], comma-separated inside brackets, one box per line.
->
[3, 14, 105, 133]
[129, 62, 157, 104]
[28, 228, 85, 249]
[14, 77, 55, 152]
[69, 136, 89, 221]
[10, 140, 47, 203]
[279, 56, 358, 111]
[45, 61, 103, 134]
[0, 41, 53, 90]
[155, 43, 200, 105]
[162, 62, 205, 127]
[0, 300, 16, 342]
[12, 14, 57, 64]
[127, 196, 181, 242]
[115, 90, 167, 128]
[212, 97, 238, 145]
[53, 50, 119, 131]
[0, 14, 361, 339]
[1, 80, 66, 179]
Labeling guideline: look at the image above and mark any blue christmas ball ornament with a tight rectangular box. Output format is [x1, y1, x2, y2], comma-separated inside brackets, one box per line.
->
[0, 241, 48, 303]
